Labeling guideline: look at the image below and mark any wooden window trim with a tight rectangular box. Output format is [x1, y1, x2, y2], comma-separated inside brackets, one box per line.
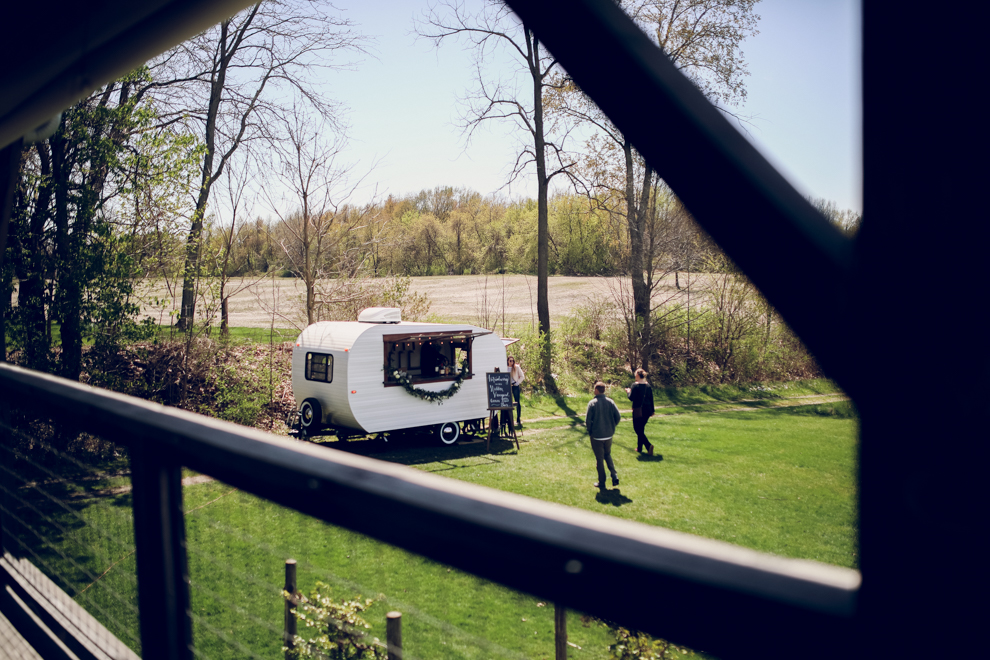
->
[383, 333, 475, 387]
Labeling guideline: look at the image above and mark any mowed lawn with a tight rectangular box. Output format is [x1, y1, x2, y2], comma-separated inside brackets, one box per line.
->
[374, 399, 859, 569]
[16, 392, 858, 660]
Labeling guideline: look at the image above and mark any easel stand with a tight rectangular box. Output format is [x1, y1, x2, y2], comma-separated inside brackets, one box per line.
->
[486, 407, 519, 453]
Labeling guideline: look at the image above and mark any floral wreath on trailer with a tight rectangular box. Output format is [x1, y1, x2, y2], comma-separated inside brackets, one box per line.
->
[389, 358, 471, 404]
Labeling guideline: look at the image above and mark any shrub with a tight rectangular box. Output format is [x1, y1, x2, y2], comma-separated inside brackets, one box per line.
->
[591, 618, 696, 660]
[283, 583, 386, 660]
[81, 337, 295, 430]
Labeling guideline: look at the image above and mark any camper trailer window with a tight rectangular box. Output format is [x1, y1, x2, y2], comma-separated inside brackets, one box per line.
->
[305, 352, 333, 383]
[382, 332, 474, 386]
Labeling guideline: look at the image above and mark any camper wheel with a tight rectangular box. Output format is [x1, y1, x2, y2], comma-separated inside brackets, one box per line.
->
[299, 398, 323, 434]
[438, 422, 460, 445]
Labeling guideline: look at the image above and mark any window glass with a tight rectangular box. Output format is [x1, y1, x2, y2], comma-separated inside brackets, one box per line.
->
[305, 352, 332, 383]
[384, 334, 472, 385]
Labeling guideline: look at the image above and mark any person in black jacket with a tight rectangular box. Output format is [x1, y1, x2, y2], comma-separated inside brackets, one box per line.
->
[625, 368, 657, 456]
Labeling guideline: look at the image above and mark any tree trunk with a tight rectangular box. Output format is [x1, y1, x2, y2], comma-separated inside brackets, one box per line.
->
[624, 141, 652, 372]
[221, 296, 229, 337]
[302, 191, 315, 326]
[20, 143, 52, 370]
[530, 30, 557, 394]
[635, 163, 654, 371]
[0, 140, 21, 363]
[179, 20, 232, 331]
[51, 128, 83, 380]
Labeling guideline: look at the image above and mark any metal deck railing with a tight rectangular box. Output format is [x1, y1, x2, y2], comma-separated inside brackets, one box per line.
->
[0, 362, 859, 659]
[1, 1, 984, 659]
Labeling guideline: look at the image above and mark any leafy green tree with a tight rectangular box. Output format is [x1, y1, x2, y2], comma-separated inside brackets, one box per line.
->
[4, 68, 195, 378]
[549, 194, 621, 275]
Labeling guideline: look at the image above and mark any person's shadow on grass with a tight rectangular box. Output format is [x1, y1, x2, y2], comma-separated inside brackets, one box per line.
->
[595, 488, 632, 507]
[636, 453, 664, 462]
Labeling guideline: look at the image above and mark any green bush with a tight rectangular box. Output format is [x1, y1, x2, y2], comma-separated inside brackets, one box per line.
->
[593, 619, 703, 660]
[284, 583, 386, 660]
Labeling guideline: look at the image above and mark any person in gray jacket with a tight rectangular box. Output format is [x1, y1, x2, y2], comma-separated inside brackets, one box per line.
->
[585, 381, 622, 490]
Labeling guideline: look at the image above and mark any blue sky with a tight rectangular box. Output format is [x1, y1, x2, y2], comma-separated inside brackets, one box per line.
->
[318, 0, 862, 213]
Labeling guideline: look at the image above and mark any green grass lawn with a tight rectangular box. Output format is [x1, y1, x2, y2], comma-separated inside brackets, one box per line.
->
[363, 397, 858, 568]
[150, 325, 300, 344]
[9, 385, 857, 659]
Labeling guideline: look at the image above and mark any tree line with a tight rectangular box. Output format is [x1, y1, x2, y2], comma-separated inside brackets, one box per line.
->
[0, 0, 860, 388]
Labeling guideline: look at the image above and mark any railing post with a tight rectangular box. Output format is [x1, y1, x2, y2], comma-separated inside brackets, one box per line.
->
[130, 441, 193, 660]
[386, 611, 402, 660]
[284, 559, 297, 655]
[555, 603, 567, 660]
[0, 395, 10, 554]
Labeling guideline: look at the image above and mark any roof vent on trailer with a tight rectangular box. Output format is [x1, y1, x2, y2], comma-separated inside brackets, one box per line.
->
[358, 307, 402, 324]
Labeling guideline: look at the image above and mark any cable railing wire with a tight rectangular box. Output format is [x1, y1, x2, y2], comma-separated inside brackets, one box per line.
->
[0, 458, 138, 607]
[0, 506, 141, 648]
[0, 423, 136, 523]
[1, 420, 142, 653]
[0, 461, 137, 569]
[182, 563, 285, 639]
[1, 410, 714, 660]
[189, 613, 272, 660]
[188, 491, 530, 660]
[0, 486, 138, 601]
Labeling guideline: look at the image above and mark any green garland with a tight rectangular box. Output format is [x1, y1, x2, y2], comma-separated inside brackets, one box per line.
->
[389, 359, 470, 404]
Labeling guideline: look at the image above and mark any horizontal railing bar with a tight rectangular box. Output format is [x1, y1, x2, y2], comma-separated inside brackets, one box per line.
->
[0, 363, 859, 659]
[0, 0, 257, 151]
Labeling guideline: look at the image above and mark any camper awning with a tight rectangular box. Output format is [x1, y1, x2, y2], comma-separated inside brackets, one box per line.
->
[382, 329, 494, 344]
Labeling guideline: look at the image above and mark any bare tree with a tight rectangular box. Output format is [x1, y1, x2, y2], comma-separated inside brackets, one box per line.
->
[418, 0, 576, 392]
[169, 0, 367, 330]
[810, 197, 861, 236]
[264, 107, 365, 326]
[206, 155, 269, 336]
[703, 252, 762, 380]
[552, 0, 760, 371]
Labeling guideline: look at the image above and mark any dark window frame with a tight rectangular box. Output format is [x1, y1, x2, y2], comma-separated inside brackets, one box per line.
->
[305, 352, 333, 383]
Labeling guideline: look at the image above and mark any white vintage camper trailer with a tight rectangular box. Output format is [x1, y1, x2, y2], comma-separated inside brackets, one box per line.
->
[291, 307, 507, 445]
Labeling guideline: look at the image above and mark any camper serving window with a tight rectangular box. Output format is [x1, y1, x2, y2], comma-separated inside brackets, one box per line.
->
[383, 331, 474, 386]
[305, 352, 333, 383]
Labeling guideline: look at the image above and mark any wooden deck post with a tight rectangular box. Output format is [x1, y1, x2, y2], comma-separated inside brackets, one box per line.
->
[130, 442, 193, 660]
[386, 611, 402, 660]
[284, 559, 297, 656]
[555, 603, 567, 660]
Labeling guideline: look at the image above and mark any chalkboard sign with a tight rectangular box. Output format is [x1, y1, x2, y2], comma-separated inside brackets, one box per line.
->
[486, 372, 513, 409]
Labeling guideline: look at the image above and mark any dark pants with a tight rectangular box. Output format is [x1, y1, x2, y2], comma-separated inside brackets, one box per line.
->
[512, 384, 521, 423]
[633, 415, 653, 452]
[591, 438, 618, 485]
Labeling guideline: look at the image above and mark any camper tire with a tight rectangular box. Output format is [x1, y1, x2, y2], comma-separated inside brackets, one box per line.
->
[299, 398, 323, 434]
[438, 422, 460, 445]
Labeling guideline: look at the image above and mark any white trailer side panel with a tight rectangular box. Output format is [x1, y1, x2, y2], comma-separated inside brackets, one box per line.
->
[347, 324, 506, 433]
[292, 322, 369, 430]
[293, 321, 508, 435]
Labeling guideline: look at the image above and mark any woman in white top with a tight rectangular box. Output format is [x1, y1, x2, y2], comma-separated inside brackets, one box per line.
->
[508, 356, 525, 427]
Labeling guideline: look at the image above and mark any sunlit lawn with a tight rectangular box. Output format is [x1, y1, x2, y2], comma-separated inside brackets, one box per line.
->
[14, 383, 857, 659]
[373, 397, 859, 568]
